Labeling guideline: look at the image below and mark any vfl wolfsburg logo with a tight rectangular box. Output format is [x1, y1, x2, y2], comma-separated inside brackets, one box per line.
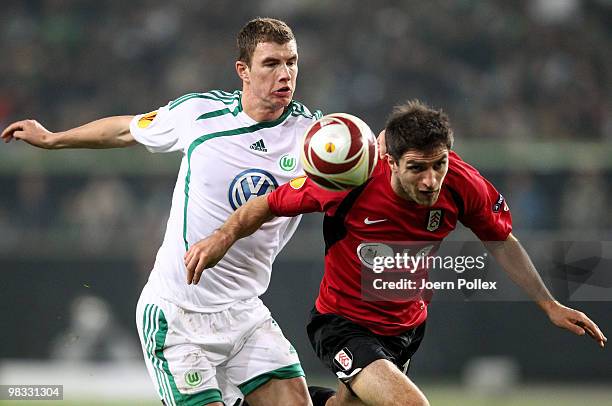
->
[228, 169, 279, 210]
[279, 154, 297, 172]
[185, 370, 203, 387]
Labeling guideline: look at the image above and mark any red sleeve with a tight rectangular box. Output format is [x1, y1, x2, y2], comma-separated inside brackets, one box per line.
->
[448, 152, 512, 241]
[267, 176, 347, 217]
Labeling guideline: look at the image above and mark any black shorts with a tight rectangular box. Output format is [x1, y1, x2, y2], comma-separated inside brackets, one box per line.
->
[307, 308, 426, 384]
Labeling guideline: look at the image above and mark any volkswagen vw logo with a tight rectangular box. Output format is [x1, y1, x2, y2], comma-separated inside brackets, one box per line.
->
[228, 169, 279, 210]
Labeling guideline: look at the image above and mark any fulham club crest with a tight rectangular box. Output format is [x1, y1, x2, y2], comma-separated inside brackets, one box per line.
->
[334, 348, 353, 371]
[427, 209, 443, 232]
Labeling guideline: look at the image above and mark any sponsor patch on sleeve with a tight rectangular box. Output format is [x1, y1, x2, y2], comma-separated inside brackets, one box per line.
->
[289, 176, 307, 190]
[137, 110, 158, 128]
[492, 194, 508, 213]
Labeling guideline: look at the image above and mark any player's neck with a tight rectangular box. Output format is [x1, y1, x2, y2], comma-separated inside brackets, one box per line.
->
[241, 91, 286, 122]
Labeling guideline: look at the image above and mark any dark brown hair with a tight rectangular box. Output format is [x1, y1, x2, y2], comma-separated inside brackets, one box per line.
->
[385, 100, 454, 160]
[237, 18, 295, 66]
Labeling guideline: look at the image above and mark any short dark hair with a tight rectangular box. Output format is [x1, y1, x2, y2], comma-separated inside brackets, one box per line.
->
[237, 17, 295, 66]
[385, 100, 454, 161]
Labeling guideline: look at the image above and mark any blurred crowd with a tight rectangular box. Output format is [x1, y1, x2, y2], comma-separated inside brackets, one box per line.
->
[0, 173, 171, 272]
[0, 0, 610, 138]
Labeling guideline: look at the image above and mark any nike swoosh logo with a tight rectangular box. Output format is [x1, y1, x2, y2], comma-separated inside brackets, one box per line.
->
[364, 217, 388, 225]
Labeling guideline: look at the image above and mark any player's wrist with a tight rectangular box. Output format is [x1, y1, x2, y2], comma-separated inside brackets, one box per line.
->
[537, 299, 560, 314]
[44, 131, 63, 149]
[215, 227, 237, 250]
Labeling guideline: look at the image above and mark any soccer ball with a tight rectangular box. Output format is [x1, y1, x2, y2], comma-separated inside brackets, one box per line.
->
[301, 113, 378, 191]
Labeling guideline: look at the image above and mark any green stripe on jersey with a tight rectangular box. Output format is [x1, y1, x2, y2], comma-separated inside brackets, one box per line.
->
[196, 106, 241, 121]
[182, 103, 295, 250]
[290, 99, 322, 119]
[238, 363, 305, 396]
[171, 90, 236, 106]
[208, 89, 239, 101]
[196, 91, 243, 120]
[291, 109, 322, 120]
[143, 305, 178, 405]
[170, 90, 240, 110]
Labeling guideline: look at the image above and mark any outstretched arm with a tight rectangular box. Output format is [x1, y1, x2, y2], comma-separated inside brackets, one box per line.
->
[485, 233, 607, 348]
[1, 116, 136, 149]
[184, 195, 275, 285]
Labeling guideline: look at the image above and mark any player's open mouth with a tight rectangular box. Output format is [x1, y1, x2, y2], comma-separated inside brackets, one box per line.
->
[419, 190, 438, 197]
[273, 87, 292, 97]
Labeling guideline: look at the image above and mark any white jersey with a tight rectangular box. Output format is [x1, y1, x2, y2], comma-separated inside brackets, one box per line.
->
[130, 90, 321, 311]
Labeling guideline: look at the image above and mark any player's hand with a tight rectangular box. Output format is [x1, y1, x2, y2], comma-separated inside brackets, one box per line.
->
[544, 301, 607, 348]
[1, 119, 55, 148]
[184, 231, 231, 285]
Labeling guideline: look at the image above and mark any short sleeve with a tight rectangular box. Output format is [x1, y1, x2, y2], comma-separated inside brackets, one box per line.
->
[129, 102, 182, 153]
[267, 176, 346, 217]
[460, 176, 513, 241]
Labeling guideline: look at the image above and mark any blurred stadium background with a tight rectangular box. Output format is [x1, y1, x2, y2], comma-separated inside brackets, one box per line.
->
[0, 0, 611, 405]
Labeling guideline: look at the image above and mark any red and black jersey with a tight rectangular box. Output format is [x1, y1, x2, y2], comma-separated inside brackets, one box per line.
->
[267, 151, 512, 335]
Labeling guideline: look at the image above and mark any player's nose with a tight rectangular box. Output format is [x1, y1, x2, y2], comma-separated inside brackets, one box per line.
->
[420, 169, 437, 189]
[278, 64, 291, 80]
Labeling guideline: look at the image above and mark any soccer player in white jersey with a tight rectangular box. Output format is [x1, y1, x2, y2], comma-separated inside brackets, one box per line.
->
[2, 18, 322, 406]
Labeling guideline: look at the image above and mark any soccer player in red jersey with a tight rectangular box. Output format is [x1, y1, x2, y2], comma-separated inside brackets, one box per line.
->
[184, 100, 607, 406]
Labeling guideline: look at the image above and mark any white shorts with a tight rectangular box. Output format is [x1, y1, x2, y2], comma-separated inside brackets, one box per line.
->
[136, 283, 304, 406]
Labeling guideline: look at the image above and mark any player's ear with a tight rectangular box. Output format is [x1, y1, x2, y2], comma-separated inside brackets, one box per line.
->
[236, 61, 250, 83]
[377, 129, 387, 159]
[387, 154, 397, 171]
